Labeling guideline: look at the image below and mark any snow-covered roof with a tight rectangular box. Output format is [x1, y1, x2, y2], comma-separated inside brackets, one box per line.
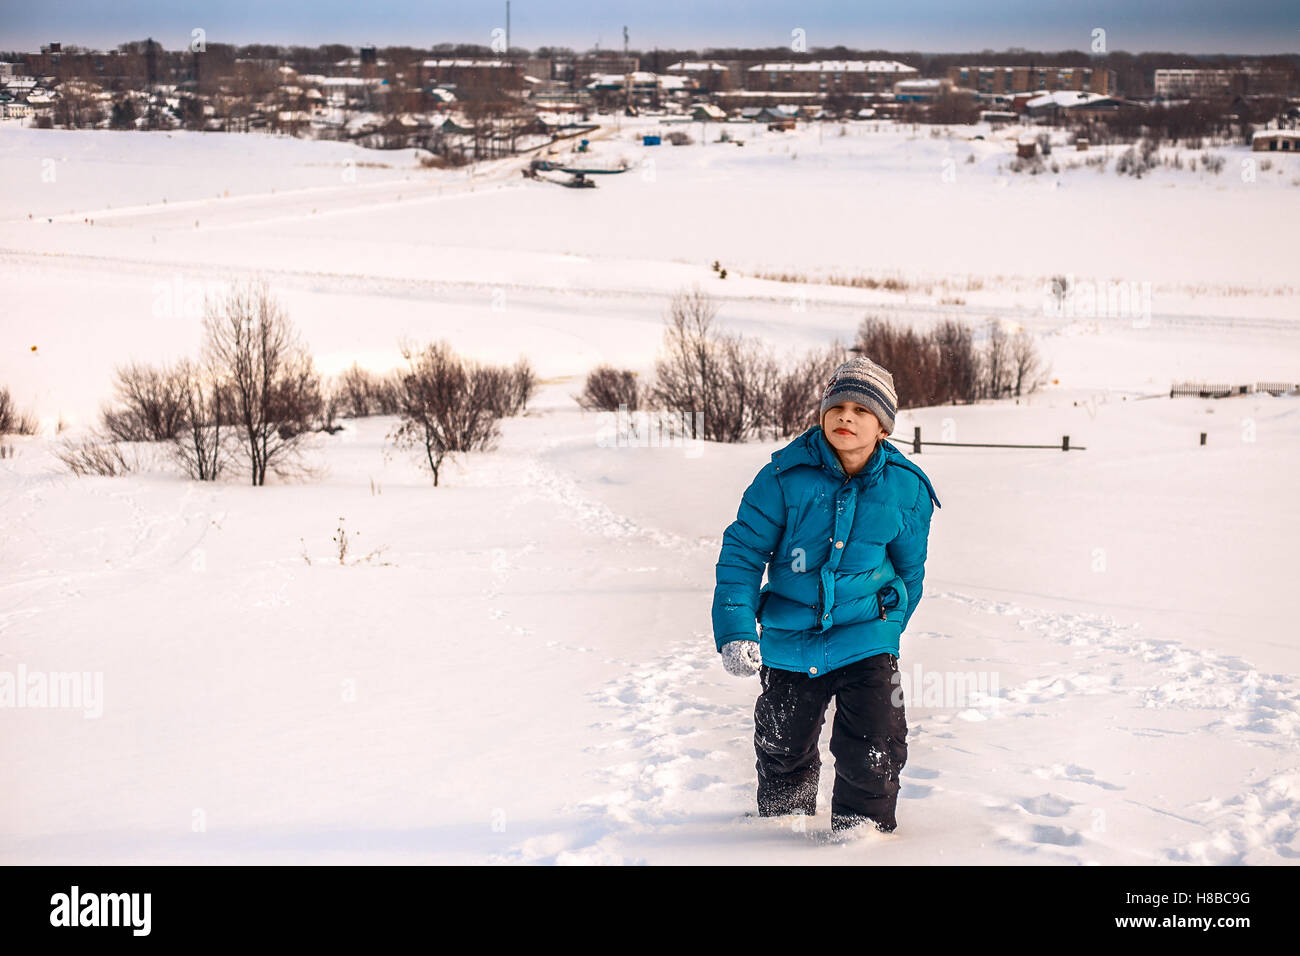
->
[1025, 90, 1110, 109]
[667, 61, 728, 72]
[420, 59, 513, 68]
[1251, 128, 1300, 140]
[744, 104, 799, 117]
[306, 76, 383, 89]
[749, 60, 917, 74]
[692, 103, 728, 119]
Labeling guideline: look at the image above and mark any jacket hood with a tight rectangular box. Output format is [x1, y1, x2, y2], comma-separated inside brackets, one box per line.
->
[772, 426, 941, 509]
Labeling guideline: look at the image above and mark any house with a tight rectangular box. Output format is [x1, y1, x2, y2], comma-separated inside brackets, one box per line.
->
[747, 60, 917, 94]
[894, 78, 950, 102]
[1252, 129, 1300, 152]
[690, 103, 727, 122]
[947, 65, 1117, 95]
[665, 61, 731, 93]
[1024, 90, 1124, 122]
[1155, 67, 1288, 98]
[739, 104, 798, 124]
[417, 59, 525, 92]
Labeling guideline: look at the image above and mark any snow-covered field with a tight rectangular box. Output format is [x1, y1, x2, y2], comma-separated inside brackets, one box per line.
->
[1, 117, 1298, 864]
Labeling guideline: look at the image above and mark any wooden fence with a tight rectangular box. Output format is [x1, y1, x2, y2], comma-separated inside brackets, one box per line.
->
[1171, 382, 1298, 398]
[904, 426, 1084, 453]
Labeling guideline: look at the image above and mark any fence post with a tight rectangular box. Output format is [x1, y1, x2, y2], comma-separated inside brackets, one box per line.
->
[913, 426, 921, 454]
[1062, 435, 1070, 451]
[1200, 432, 1206, 446]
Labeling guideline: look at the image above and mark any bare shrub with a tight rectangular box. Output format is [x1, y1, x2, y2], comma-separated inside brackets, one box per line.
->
[502, 357, 537, 416]
[337, 365, 403, 417]
[1009, 153, 1046, 174]
[577, 364, 641, 412]
[53, 429, 144, 476]
[848, 314, 1030, 408]
[100, 360, 187, 442]
[201, 278, 325, 486]
[0, 386, 41, 435]
[1116, 138, 1159, 177]
[854, 316, 943, 409]
[336, 362, 383, 418]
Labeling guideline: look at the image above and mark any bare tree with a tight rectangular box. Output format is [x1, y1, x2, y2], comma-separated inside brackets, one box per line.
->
[388, 339, 502, 487]
[0, 386, 41, 435]
[336, 362, 375, 418]
[932, 319, 978, 404]
[646, 287, 782, 444]
[200, 278, 325, 486]
[714, 332, 779, 443]
[1009, 328, 1050, 398]
[169, 356, 231, 481]
[646, 287, 719, 441]
[981, 319, 1013, 400]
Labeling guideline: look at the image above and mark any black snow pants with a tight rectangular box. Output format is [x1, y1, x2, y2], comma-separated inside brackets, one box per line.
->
[753, 651, 907, 831]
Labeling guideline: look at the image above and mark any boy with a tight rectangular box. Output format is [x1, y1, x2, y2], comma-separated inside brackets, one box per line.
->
[711, 355, 941, 833]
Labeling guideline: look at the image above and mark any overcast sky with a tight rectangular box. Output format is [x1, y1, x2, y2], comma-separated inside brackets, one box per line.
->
[3, 0, 1297, 55]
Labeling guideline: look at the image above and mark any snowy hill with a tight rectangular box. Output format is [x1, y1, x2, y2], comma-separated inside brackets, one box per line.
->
[1, 119, 1298, 863]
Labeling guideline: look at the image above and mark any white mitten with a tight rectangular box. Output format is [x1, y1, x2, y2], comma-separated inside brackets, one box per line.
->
[721, 639, 763, 677]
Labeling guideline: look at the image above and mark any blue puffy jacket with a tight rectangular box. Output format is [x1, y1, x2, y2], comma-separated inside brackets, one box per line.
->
[712, 424, 940, 677]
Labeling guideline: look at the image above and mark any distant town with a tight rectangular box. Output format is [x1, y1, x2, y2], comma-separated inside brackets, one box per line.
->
[1, 41, 1297, 158]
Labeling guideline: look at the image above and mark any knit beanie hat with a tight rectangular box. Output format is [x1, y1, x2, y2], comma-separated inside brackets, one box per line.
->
[820, 354, 898, 434]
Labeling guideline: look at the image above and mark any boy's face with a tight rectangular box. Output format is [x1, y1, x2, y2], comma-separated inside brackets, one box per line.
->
[822, 403, 888, 457]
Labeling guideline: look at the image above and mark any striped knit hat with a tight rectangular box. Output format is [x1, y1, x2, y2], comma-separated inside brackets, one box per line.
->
[820, 354, 898, 434]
